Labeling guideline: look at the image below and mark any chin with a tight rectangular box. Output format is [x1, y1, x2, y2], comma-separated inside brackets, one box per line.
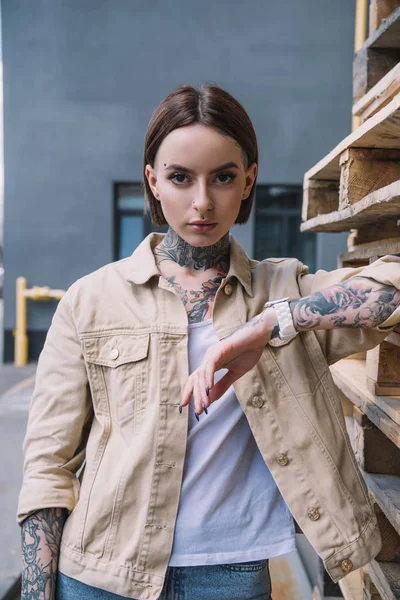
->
[183, 231, 223, 247]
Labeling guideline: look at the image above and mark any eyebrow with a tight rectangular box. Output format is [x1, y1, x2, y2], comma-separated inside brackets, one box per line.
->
[164, 161, 240, 174]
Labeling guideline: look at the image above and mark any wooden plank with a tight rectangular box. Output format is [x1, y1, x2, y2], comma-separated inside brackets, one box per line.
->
[353, 46, 400, 103]
[301, 180, 400, 232]
[347, 224, 400, 249]
[374, 501, 400, 563]
[364, 559, 400, 600]
[366, 342, 400, 396]
[331, 359, 400, 447]
[303, 93, 400, 183]
[340, 237, 400, 267]
[365, 472, 400, 537]
[353, 62, 400, 122]
[338, 568, 365, 600]
[339, 148, 400, 209]
[346, 416, 400, 558]
[387, 331, 400, 347]
[301, 179, 338, 221]
[370, 1, 400, 36]
[353, 406, 400, 474]
[364, 5, 400, 49]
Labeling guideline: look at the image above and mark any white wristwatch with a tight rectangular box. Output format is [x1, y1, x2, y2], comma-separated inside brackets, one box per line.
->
[263, 296, 298, 341]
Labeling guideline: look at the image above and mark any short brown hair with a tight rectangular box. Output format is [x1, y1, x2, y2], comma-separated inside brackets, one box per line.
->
[142, 83, 258, 226]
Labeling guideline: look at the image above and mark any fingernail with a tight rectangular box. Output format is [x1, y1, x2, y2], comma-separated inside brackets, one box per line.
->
[179, 403, 182, 414]
[206, 385, 210, 397]
[201, 401, 208, 415]
[194, 410, 200, 422]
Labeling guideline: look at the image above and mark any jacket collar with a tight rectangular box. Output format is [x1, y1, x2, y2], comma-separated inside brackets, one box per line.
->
[125, 232, 254, 298]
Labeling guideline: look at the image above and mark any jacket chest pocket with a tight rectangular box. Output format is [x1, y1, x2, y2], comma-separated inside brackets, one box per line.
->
[83, 333, 150, 435]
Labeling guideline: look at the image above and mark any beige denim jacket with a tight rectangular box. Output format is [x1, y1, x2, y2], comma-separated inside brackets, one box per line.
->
[17, 233, 400, 599]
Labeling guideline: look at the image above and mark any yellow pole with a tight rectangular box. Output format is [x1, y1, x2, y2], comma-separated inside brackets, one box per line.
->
[15, 276, 28, 367]
[354, 0, 368, 52]
[352, 0, 368, 131]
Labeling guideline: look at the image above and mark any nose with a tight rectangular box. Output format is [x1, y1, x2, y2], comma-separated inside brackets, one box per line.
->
[192, 182, 213, 214]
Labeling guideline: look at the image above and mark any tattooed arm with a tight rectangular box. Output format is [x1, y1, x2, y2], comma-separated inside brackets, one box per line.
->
[180, 274, 400, 412]
[289, 276, 400, 333]
[21, 507, 67, 600]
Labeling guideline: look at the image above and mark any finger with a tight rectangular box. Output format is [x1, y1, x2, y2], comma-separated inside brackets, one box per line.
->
[181, 376, 194, 409]
[208, 370, 238, 401]
[193, 372, 204, 419]
[205, 357, 216, 403]
[196, 365, 209, 411]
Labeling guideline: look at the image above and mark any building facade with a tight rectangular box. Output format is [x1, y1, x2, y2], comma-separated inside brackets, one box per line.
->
[2, 0, 350, 363]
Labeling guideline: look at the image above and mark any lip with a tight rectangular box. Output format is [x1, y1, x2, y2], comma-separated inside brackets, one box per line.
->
[189, 220, 217, 225]
[187, 222, 217, 232]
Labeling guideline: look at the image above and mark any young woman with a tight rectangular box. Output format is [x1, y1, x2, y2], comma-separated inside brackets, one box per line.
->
[18, 84, 400, 600]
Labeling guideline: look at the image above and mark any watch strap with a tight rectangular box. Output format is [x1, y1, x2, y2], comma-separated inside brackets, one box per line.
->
[264, 297, 298, 341]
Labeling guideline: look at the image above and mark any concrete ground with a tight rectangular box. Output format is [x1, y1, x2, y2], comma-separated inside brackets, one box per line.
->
[0, 299, 37, 597]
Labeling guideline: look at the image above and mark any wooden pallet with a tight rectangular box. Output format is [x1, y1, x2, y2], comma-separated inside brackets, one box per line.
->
[301, 94, 400, 232]
[302, 4, 400, 598]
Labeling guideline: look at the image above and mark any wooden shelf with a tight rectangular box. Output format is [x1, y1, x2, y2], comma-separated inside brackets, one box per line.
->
[330, 359, 400, 448]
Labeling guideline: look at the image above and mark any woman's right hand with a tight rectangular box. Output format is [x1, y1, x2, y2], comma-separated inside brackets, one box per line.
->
[21, 507, 68, 600]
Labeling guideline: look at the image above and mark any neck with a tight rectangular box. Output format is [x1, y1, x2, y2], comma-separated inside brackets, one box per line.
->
[155, 228, 230, 273]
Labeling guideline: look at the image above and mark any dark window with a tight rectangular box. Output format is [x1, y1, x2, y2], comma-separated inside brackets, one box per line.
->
[114, 183, 168, 260]
[254, 185, 316, 272]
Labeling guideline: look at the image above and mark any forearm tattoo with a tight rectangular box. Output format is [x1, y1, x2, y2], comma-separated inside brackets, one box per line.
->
[154, 228, 230, 272]
[21, 507, 68, 599]
[290, 276, 400, 331]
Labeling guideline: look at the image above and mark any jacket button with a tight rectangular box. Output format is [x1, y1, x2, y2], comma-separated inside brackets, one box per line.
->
[252, 396, 264, 408]
[110, 348, 119, 360]
[223, 284, 233, 296]
[341, 559, 353, 572]
[307, 507, 320, 521]
[276, 453, 289, 466]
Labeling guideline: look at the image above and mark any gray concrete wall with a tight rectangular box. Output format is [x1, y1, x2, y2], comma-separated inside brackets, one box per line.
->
[2, 0, 354, 357]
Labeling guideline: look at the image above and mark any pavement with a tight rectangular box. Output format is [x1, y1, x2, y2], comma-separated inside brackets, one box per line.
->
[0, 298, 37, 597]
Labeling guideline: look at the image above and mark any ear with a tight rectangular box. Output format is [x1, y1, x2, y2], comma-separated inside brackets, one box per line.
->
[242, 162, 258, 199]
[145, 164, 160, 200]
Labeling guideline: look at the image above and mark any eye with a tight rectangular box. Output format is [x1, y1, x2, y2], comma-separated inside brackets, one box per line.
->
[215, 171, 236, 184]
[167, 171, 237, 186]
[168, 172, 190, 185]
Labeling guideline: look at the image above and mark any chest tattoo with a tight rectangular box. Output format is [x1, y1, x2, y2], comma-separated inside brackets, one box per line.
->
[167, 275, 224, 323]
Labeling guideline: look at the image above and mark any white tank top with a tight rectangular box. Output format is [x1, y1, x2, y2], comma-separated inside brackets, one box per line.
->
[168, 319, 296, 566]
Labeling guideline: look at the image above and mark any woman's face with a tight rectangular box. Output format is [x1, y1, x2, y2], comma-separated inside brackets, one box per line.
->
[145, 124, 257, 247]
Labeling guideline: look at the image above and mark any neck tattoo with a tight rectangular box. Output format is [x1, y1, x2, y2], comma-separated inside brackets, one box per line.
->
[154, 228, 230, 273]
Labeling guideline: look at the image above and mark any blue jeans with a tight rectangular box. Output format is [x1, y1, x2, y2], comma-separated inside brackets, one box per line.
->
[56, 559, 272, 599]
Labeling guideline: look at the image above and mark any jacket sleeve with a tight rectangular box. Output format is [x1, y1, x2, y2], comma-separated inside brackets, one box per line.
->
[16, 288, 93, 526]
[296, 254, 400, 366]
